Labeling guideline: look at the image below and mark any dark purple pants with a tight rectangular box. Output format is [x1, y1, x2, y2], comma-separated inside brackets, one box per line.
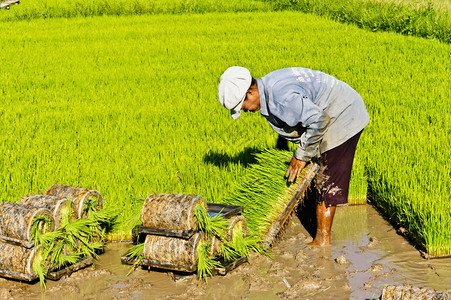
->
[315, 130, 363, 207]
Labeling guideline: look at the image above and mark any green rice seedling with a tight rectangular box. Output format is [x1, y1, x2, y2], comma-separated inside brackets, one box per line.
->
[196, 240, 221, 281]
[124, 242, 145, 275]
[30, 215, 54, 248]
[223, 149, 307, 236]
[31, 202, 112, 289]
[195, 204, 266, 268]
[194, 204, 229, 240]
[107, 196, 144, 241]
[87, 207, 119, 240]
[229, 225, 266, 259]
[30, 215, 54, 290]
[32, 248, 49, 290]
[220, 242, 239, 262]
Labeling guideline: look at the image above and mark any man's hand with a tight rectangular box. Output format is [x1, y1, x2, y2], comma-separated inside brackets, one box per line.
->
[285, 157, 307, 183]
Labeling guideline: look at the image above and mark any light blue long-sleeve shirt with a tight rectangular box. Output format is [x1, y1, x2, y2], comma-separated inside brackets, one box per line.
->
[257, 67, 370, 161]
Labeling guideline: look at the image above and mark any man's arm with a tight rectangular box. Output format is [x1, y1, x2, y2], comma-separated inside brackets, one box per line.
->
[272, 92, 330, 181]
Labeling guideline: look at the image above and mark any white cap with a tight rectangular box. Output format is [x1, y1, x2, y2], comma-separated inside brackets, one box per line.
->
[218, 66, 252, 119]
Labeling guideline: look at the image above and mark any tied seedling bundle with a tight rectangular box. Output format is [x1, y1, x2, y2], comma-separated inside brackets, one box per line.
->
[45, 184, 104, 219]
[0, 186, 116, 290]
[124, 194, 264, 280]
[31, 198, 117, 289]
[222, 149, 310, 237]
[194, 205, 264, 280]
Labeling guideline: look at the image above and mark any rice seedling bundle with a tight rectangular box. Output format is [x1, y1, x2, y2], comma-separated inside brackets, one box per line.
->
[209, 215, 248, 256]
[0, 202, 54, 247]
[193, 203, 263, 268]
[0, 242, 37, 276]
[45, 184, 103, 218]
[142, 233, 203, 268]
[0, 187, 114, 287]
[31, 202, 112, 289]
[222, 149, 310, 236]
[125, 195, 257, 279]
[225, 215, 248, 242]
[19, 194, 77, 228]
[141, 194, 206, 231]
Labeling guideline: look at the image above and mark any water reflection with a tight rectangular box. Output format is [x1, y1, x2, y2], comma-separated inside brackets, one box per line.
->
[330, 204, 451, 299]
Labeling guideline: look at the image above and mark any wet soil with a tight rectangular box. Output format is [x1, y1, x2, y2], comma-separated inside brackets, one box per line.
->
[0, 204, 449, 299]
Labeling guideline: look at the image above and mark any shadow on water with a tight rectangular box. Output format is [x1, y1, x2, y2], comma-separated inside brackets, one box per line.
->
[203, 147, 261, 168]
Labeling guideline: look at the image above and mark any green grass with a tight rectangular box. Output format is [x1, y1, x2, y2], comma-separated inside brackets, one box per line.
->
[0, 0, 271, 20]
[269, 0, 451, 43]
[369, 0, 451, 12]
[0, 11, 449, 255]
[1, 0, 450, 43]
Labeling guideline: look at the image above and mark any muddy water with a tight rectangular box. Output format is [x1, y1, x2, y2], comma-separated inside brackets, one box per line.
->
[0, 204, 449, 299]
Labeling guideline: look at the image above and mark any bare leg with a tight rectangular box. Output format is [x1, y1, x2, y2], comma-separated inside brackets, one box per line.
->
[308, 202, 336, 246]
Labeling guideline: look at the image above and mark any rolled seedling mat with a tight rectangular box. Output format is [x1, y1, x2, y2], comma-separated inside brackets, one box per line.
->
[0, 241, 38, 281]
[45, 184, 103, 218]
[209, 215, 248, 256]
[210, 237, 222, 257]
[380, 284, 449, 300]
[227, 215, 248, 242]
[19, 194, 77, 228]
[141, 194, 207, 233]
[142, 232, 204, 272]
[0, 202, 54, 248]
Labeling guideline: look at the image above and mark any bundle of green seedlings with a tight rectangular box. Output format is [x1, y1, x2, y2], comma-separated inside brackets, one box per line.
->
[193, 204, 264, 280]
[31, 200, 117, 290]
[222, 148, 308, 236]
[125, 204, 264, 280]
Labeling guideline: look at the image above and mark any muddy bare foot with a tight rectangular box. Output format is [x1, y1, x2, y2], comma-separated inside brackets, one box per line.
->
[308, 234, 331, 246]
[308, 239, 330, 246]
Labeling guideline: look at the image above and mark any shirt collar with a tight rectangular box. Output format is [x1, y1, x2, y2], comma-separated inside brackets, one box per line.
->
[257, 78, 268, 117]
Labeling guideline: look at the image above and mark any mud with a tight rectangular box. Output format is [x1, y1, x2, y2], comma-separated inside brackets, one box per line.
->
[0, 204, 449, 299]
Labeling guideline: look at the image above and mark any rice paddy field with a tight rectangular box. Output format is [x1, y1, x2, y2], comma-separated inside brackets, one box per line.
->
[0, 0, 449, 261]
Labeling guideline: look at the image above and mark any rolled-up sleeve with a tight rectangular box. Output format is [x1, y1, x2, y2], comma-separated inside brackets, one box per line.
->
[272, 91, 330, 161]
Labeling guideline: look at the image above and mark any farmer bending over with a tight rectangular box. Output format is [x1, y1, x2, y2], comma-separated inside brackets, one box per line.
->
[218, 67, 370, 246]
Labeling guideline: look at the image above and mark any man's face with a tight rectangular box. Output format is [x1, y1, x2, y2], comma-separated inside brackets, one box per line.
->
[242, 85, 260, 113]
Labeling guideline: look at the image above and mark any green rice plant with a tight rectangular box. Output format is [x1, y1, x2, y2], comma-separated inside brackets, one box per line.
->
[196, 240, 221, 281]
[194, 204, 265, 276]
[32, 248, 48, 290]
[87, 207, 119, 241]
[124, 242, 145, 275]
[222, 149, 307, 236]
[30, 215, 54, 248]
[0, 0, 272, 21]
[230, 226, 264, 259]
[2, 0, 449, 44]
[30, 215, 53, 290]
[31, 201, 112, 289]
[269, 0, 451, 43]
[194, 204, 229, 240]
